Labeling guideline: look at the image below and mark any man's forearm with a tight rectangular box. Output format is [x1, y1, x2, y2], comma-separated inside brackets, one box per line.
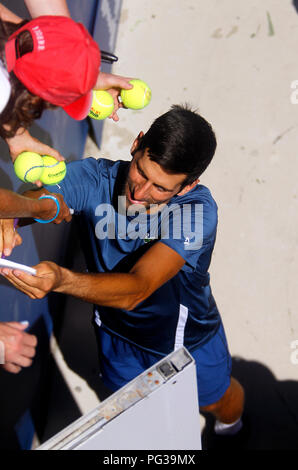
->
[0, 4, 22, 23]
[0, 188, 55, 219]
[55, 267, 146, 311]
[24, 0, 71, 18]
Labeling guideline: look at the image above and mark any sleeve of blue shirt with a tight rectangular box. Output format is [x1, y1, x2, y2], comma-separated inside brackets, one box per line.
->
[44, 157, 103, 213]
[160, 194, 218, 273]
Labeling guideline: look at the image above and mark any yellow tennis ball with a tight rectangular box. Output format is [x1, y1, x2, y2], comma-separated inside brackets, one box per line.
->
[88, 90, 114, 120]
[14, 151, 44, 183]
[120, 79, 151, 110]
[40, 156, 67, 185]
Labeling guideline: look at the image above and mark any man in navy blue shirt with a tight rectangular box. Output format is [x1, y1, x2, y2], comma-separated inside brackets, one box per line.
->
[1, 105, 244, 437]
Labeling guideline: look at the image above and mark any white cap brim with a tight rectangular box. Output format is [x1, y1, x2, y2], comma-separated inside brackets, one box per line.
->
[0, 62, 11, 113]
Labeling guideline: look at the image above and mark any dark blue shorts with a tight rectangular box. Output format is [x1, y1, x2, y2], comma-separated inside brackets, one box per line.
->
[94, 322, 232, 407]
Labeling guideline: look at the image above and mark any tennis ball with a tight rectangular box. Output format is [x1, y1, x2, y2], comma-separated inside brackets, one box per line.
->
[14, 151, 44, 183]
[88, 90, 114, 120]
[120, 79, 151, 110]
[40, 155, 67, 185]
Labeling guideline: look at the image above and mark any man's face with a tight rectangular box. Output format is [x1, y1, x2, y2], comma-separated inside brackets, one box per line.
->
[124, 147, 188, 211]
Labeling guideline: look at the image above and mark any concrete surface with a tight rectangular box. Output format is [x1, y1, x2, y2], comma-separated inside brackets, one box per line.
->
[44, 0, 298, 450]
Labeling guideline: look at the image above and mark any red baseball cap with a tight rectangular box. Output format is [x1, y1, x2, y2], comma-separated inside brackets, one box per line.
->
[5, 16, 101, 120]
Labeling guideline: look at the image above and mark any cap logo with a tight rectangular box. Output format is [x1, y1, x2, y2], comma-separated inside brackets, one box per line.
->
[32, 26, 45, 51]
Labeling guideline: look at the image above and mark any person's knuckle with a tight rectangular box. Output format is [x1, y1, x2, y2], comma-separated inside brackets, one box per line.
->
[11, 331, 23, 345]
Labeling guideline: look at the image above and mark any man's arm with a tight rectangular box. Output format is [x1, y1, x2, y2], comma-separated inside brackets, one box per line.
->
[24, 0, 71, 17]
[0, 3, 22, 23]
[0, 188, 72, 257]
[0, 187, 69, 220]
[1, 242, 185, 310]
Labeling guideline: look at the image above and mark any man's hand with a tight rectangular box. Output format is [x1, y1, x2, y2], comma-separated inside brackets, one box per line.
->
[0, 322, 37, 374]
[0, 219, 22, 258]
[0, 261, 62, 300]
[6, 129, 64, 187]
[37, 192, 73, 224]
[51, 193, 73, 224]
[22, 189, 72, 224]
[94, 72, 133, 122]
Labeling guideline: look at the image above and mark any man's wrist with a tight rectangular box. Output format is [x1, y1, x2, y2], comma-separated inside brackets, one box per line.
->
[35, 197, 57, 220]
[53, 266, 70, 293]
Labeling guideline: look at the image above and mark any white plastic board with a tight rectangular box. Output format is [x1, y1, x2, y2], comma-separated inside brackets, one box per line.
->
[37, 347, 201, 450]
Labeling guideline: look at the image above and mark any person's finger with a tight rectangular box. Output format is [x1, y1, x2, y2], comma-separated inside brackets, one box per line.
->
[120, 81, 133, 90]
[2, 220, 15, 257]
[109, 112, 120, 122]
[22, 333, 38, 348]
[11, 269, 42, 286]
[2, 269, 50, 299]
[13, 232, 23, 248]
[2, 363, 22, 374]
[32, 143, 65, 162]
[21, 345, 36, 359]
[1, 261, 58, 296]
[95, 72, 134, 91]
[3, 321, 38, 348]
[0, 270, 40, 298]
[53, 206, 72, 224]
[9, 354, 32, 368]
[108, 75, 134, 89]
[64, 211, 73, 222]
[49, 194, 72, 224]
[6, 321, 29, 331]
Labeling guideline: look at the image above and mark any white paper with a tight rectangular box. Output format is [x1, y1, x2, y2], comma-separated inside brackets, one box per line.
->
[0, 258, 36, 275]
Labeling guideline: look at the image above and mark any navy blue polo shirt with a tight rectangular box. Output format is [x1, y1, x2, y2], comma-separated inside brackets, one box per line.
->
[46, 157, 221, 356]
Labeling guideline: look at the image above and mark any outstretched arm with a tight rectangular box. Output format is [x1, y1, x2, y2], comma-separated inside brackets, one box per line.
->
[0, 187, 70, 220]
[0, 188, 72, 257]
[0, 242, 185, 310]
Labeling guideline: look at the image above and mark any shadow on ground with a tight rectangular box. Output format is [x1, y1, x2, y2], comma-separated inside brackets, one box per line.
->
[201, 357, 298, 450]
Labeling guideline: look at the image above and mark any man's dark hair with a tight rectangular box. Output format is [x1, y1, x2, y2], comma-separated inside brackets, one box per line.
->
[0, 19, 55, 139]
[137, 105, 217, 186]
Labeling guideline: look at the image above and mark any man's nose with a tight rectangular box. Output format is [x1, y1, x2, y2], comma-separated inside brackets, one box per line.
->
[134, 181, 151, 201]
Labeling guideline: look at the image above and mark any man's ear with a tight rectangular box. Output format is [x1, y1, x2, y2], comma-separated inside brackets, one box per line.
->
[130, 131, 144, 156]
[177, 178, 200, 196]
